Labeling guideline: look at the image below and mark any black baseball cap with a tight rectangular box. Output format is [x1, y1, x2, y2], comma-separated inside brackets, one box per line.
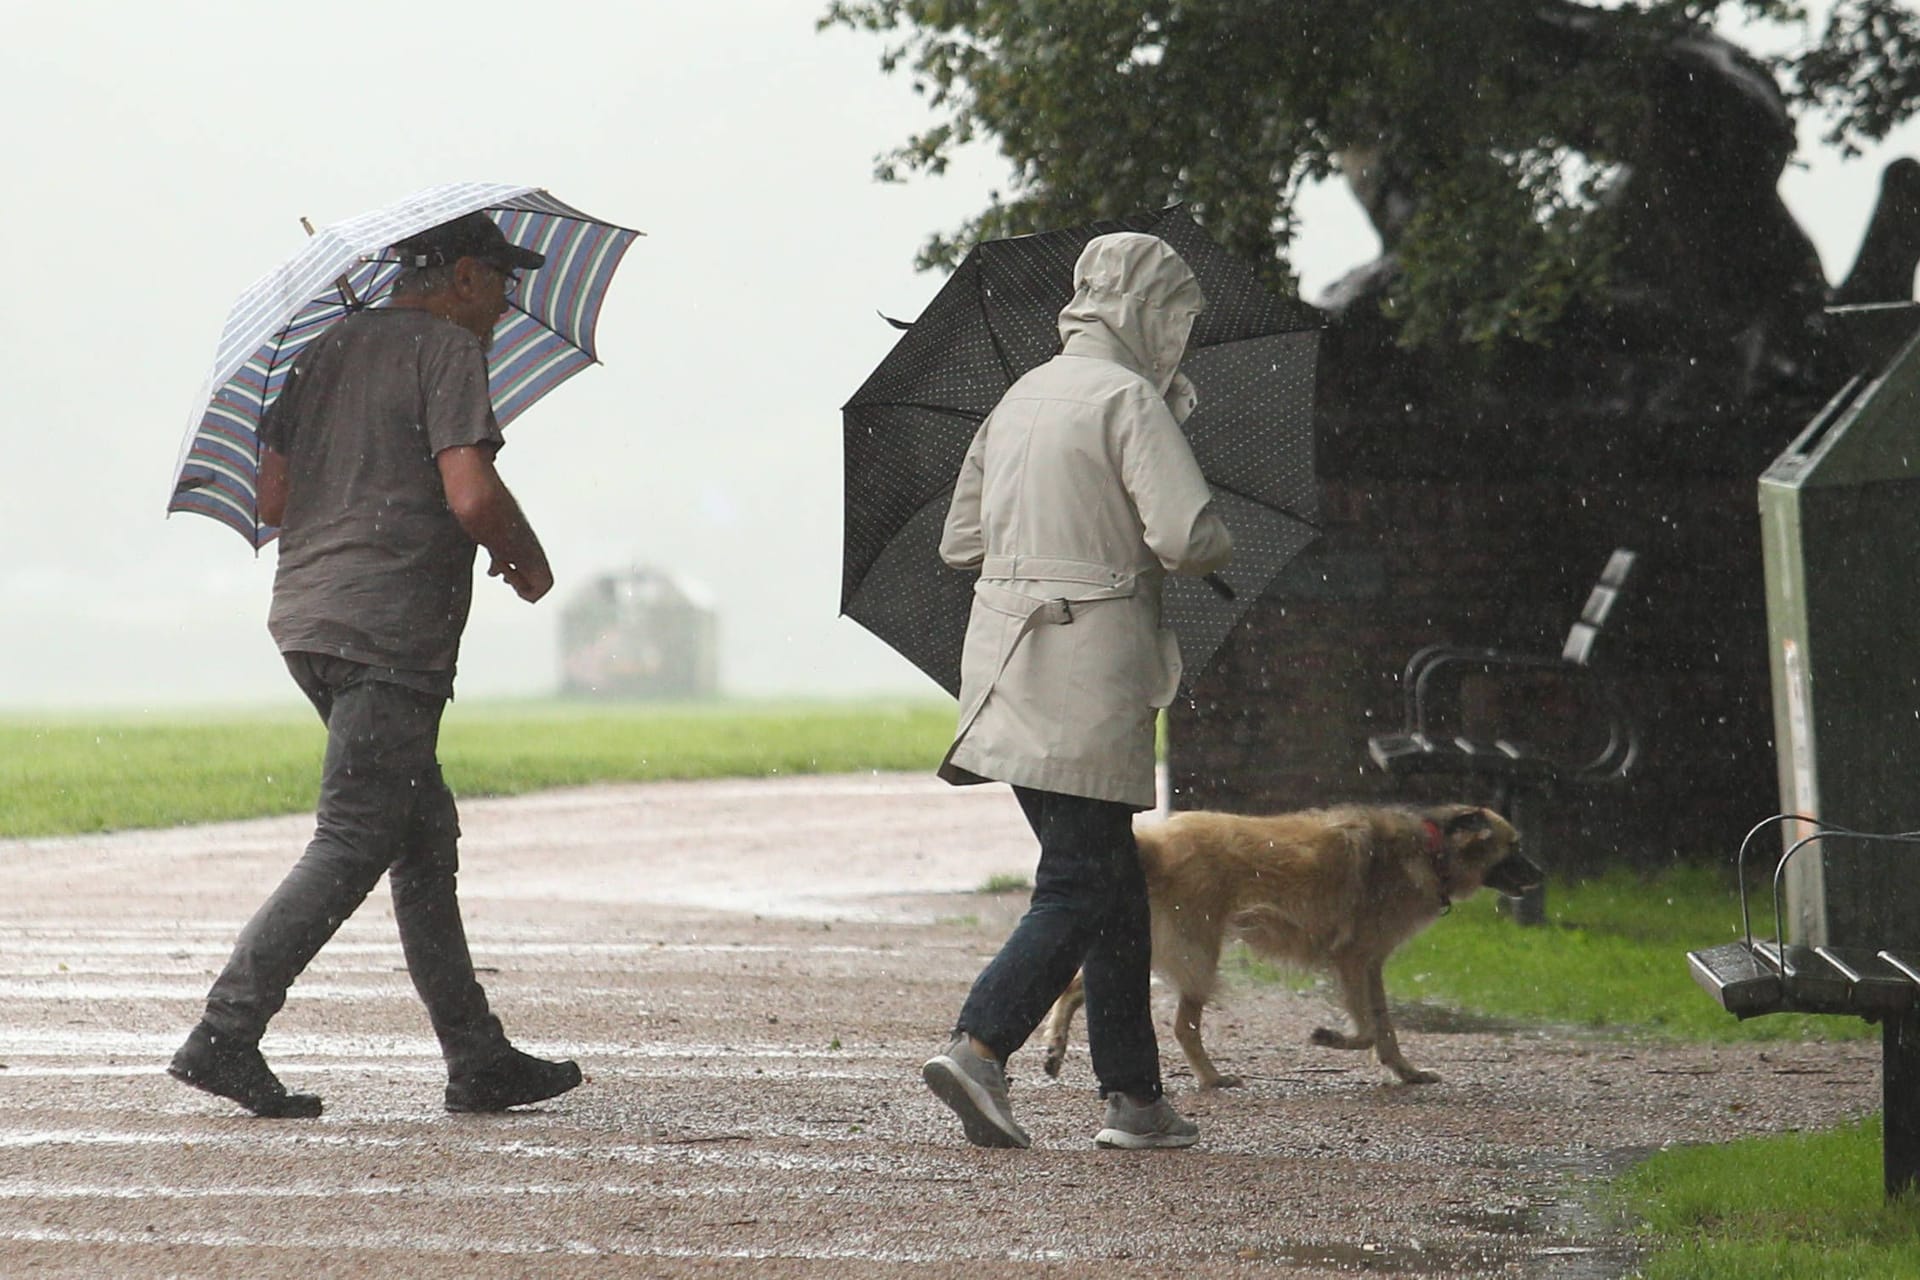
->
[394, 212, 545, 272]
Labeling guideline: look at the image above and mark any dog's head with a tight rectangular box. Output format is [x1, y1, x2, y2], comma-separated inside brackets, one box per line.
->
[1427, 805, 1542, 899]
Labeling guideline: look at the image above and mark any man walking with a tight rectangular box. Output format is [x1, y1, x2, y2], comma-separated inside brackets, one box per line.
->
[169, 212, 582, 1118]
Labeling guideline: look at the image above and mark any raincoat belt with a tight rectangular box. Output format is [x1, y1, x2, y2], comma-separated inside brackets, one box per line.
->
[978, 554, 1136, 588]
[970, 575, 1138, 624]
[970, 554, 1140, 630]
[943, 562, 1142, 771]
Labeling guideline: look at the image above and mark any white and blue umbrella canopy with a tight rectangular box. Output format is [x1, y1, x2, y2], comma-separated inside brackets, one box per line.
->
[168, 181, 640, 547]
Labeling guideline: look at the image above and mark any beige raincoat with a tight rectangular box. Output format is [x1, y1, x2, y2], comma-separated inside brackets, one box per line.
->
[938, 233, 1233, 809]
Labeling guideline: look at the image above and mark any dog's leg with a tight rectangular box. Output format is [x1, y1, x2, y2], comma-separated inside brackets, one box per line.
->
[1040, 972, 1086, 1078]
[1310, 957, 1377, 1053]
[1173, 993, 1240, 1088]
[1366, 962, 1439, 1084]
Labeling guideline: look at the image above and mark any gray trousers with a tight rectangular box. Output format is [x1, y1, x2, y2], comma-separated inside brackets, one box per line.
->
[201, 653, 506, 1072]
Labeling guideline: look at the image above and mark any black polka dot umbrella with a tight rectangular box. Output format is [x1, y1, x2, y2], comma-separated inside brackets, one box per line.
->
[840, 206, 1322, 697]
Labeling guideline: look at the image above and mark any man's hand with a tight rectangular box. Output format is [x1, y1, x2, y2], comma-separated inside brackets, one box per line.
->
[488, 554, 553, 602]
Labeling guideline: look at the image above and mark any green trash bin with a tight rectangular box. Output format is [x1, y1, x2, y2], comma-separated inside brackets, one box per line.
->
[1759, 304, 1920, 950]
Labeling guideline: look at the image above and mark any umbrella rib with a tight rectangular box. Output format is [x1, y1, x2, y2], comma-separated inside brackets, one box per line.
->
[497, 292, 591, 365]
[850, 400, 986, 424]
[974, 261, 1022, 384]
[504, 294, 558, 341]
[489, 207, 636, 366]
[840, 484, 968, 614]
[1204, 478, 1323, 534]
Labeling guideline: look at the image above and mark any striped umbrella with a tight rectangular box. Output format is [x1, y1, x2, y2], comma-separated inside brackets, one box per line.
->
[168, 182, 641, 547]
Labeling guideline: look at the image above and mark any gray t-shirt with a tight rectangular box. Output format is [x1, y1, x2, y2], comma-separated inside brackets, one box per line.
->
[262, 308, 504, 676]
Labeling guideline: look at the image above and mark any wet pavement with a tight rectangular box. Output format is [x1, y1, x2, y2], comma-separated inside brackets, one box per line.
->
[0, 773, 1881, 1276]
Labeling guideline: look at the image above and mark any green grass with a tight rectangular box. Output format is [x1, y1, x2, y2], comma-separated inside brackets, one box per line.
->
[438, 699, 952, 794]
[1370, 866, 1890, 1272]
[0, 700, 953, 838]
[1280, 863, 1890, 1272]
[1381, 863, 1872, 1043]
[1617, 1119, 1920, 1278]
[0, 710, 320, 837]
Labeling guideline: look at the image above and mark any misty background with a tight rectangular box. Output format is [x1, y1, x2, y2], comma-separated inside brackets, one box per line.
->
[2, 1, 1913, 711]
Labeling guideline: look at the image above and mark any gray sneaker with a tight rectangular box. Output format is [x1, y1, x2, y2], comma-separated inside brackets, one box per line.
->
[1094, 1093, 1199, 1149]
[921, 1037, 1031, 1149]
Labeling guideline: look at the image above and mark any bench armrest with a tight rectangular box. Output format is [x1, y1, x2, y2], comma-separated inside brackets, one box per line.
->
[1402, 646, 1638, 780]
[1405, 646, 1582, 732]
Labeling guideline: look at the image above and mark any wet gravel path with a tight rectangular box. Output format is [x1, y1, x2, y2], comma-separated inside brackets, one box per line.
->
[0, 774, 1879, 1276]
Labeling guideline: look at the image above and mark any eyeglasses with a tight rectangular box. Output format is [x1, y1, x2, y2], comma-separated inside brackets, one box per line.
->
[462, 259, 518, 295]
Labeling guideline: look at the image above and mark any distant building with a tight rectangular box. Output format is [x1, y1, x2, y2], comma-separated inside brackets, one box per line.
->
[558, 566, 718, 699]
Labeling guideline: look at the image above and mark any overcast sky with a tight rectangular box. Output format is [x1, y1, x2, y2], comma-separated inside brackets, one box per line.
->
[2, 2, 1914, 712]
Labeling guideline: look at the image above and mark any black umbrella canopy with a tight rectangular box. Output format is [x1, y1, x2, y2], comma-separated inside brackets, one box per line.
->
[842, 207, 1322, 697]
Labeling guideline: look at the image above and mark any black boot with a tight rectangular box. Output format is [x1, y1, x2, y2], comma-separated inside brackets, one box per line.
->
[168, 1022, 322, 1118]
[445, 1046, 583, 1112]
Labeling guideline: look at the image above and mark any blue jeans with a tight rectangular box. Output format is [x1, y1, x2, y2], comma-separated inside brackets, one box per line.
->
[200, 654, 506, 1072]
[956, 787, 1161, 1100]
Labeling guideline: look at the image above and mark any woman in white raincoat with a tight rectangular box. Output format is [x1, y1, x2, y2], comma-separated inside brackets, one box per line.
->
[920, 233, 1232, 1151]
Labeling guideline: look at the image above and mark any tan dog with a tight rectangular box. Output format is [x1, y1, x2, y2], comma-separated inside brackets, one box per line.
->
[1040, 804, 1541, 1087]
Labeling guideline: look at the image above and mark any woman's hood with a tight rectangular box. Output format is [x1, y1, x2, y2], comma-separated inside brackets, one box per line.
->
[1056, 233, 1206, 398]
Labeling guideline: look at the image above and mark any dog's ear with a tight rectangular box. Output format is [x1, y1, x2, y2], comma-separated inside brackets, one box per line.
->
[1441, 806, 1496, 842]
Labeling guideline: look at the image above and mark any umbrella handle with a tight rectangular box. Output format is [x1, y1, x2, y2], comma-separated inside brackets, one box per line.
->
[1204, 573, 1235, 600]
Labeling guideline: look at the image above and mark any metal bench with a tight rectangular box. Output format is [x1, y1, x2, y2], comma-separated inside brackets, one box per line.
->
[1368, 548, 1640, 924]
[1687, 815, 1920, 1198]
